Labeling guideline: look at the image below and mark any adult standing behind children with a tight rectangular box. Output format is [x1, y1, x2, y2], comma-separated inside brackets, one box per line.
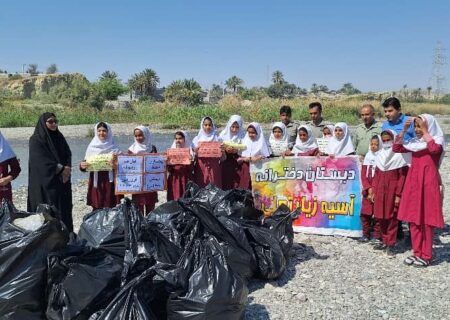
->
[279, 105, 299, 149]
[352, 104, 382, 161]
[381, 97, 415, 142]
[305, 102, 332, 139]
[0, 131, 21, 204]
[28, 112, 73, 231]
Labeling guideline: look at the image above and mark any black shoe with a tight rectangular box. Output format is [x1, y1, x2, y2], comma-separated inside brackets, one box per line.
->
[373, 243, 387, 250]
[385, 246, 396, 257]
[357, 236, 370, 243]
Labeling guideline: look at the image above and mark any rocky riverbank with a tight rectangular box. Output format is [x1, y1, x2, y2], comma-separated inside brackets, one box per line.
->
[10, 154, 450, 320]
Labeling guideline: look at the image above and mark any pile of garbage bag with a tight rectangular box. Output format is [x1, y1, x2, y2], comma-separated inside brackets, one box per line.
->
[0, 183, 299, 319]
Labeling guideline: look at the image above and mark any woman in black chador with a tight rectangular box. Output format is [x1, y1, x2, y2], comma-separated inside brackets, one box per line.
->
[27, 112, 73, 231]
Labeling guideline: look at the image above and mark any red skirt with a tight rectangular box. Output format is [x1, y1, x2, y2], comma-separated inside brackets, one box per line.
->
[221, 153, 243, 190]
[194, 158, 222, 188]
[87, 171, 121, 209]
[167, 164, 193, 201]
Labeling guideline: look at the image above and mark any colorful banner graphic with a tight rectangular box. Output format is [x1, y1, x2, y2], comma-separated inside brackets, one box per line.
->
[250, 156, 362, 237]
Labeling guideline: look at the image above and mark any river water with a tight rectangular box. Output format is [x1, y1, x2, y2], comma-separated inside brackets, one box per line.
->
[9, 133, 175, 189]
[8, 133, 450, 189]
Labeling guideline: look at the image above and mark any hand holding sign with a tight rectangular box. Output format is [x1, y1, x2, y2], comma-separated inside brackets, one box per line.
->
[167, 148, 191, 165]
[197, 141, 222, 158]
[85, 154, 114, 172]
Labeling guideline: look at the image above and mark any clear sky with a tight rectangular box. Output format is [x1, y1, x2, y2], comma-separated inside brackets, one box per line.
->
[1, 0, 449, 92]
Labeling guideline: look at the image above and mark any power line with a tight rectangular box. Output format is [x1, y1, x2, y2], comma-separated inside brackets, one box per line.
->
[430, 41, 447, 98]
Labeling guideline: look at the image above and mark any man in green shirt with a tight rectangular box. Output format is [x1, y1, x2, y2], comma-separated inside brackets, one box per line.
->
[352, 104, 382, 161]
[305, 102, 332, 138]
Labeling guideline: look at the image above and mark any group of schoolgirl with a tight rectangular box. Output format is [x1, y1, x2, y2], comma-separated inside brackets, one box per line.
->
[76, 105, 357, 214]
[359, 108, 445, 268]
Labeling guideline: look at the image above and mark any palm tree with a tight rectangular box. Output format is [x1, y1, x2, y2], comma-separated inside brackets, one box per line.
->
[140, 68, 160, 96]
[271, 70, 284, 85]
[100, 70, 118, 80]
[225, 76, 243, 94]
[426, 86, 432, 98]
[310, 83, 319, 93]
[128, 68, 160, 98]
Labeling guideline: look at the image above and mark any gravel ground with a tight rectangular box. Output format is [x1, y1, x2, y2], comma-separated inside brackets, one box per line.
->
[8, 122, 450, 320]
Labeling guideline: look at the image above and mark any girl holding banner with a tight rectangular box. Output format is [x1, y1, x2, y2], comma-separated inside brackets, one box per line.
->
[167, 130, 194, 201]
[325, 122, 355, 156]
[394, 115, 445, 267]
[287, 125, 319, 156]
[238, 122, 271, 190]
[80, 122, 121, 210]
[268, 122, 289, 157]
[127, 126, 158, 214]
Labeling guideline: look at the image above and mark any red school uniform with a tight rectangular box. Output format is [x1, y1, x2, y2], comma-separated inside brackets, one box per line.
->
[360, 164, 381, 239]
[393, 133, 444, 261]
[167, 164, 193, 201]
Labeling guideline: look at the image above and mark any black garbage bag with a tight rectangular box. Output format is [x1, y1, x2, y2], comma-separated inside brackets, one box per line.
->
[179, 200, 256, 279]
[91, 263, 182, 320]
[46, 245, 123, 320]
[77, 202, 141, 258]
[239, 220, 287, 280]
[0, 200, 69, 319]
[167, 235, 248, 320]
[182, 182, 254, 218]
[145, 200, 198, 251]
[263, 205, 300, 258]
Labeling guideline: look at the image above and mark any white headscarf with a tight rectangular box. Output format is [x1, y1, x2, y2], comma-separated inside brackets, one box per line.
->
[325, 122, 355, 156]
[170, 130, 193, 149]
[219, 115, 245, 143]
[403, 114, 445, 152]
[269, 122, 289, 156]
[375, 130, 410, 171]
[0, 131, 16, 163]
[241, 122, 270, 158]
[293, 125, 319, 153]
[85, 122, 120, 187]
[85, 122, 120, 159]
[192, 117, 221, 148]
[128, 126, 152, 154]
[363, 135, 382, 177]
[323, 124, 335, 139]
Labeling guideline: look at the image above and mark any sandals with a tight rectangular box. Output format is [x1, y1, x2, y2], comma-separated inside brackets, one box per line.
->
[403, 256, 417, 265]
[412, 257, 430, 268]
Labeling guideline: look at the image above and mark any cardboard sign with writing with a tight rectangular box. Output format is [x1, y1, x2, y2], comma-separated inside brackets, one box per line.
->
[167, 148, 191, 165]
[117, 156, 143, 174]
[145, 154, 166, 173]
[116, 174, 142, 193]
[144, 173, 165, 191]
[316, 138, 330, 153]
[115, 154, 166, 194]
[86, 154, 113, 172]
[197, 141, 222, 158]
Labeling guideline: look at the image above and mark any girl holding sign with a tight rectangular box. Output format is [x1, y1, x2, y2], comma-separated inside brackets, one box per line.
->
[80, 122, 121, 210]
[372, 130, 410, 256]
[0, 131, 21, 204]
[238, 122, 271, 190]
[268, 122, 289, 157]
[192, 117, 224, 188]
[128, 126, 158, 214]
[324, 122, 355, 156]
[393, 115, 445, 267]
[167, 130, 194, 200]
[286, 125, 319, 156]
[220, 115, 246, 190]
